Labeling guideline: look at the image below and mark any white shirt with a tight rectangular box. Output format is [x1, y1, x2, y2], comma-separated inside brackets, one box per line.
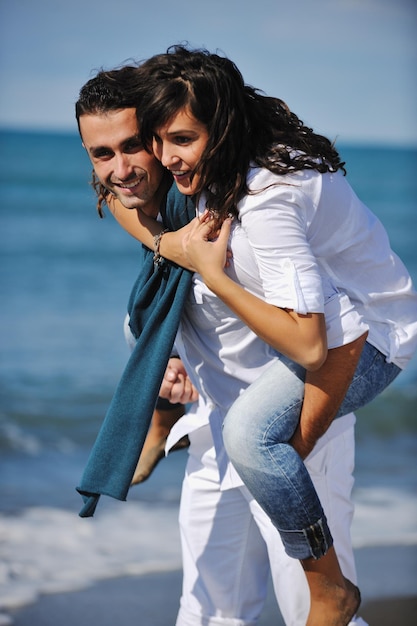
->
[237, 166, 417, 369]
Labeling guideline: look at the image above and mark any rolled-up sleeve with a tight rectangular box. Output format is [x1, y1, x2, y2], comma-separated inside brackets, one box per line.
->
[239, 177, 324, 314]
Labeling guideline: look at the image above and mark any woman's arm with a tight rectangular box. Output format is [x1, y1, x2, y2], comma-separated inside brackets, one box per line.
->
[183, 216, 328, 371]
[184, 215, 368, 446]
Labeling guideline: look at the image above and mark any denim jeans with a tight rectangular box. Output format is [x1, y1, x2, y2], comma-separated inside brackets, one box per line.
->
[222, 341, 400, 560]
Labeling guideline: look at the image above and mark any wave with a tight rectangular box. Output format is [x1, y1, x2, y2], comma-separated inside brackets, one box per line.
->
[0, 481, 415, 616]
[0, 502, 182, 613]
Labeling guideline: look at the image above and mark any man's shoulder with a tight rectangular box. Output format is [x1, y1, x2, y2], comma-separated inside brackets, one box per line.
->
[162, 183, 195, 229]
[165, 182, 186, 207]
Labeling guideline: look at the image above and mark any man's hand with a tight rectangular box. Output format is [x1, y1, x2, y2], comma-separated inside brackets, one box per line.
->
[159, 357, 199, 404]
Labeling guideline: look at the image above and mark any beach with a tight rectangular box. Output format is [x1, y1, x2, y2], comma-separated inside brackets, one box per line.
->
[6, 546, 417, 625]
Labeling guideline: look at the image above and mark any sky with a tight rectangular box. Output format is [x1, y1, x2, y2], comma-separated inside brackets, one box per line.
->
[0, 0, 416, 146]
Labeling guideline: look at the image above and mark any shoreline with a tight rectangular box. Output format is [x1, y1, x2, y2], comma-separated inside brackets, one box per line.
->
[6, 575, 417, 626]
[6, 545, 417, 626]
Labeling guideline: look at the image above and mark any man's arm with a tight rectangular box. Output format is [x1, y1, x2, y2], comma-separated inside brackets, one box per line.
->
[108, 197, 193, 267]
[290, 333, 367, 459]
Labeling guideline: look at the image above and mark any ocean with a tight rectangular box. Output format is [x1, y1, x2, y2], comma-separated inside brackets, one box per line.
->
[0, 130, 416, 615]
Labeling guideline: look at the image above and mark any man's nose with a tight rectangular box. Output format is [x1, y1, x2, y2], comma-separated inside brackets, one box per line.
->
[114, 153, 132, 179]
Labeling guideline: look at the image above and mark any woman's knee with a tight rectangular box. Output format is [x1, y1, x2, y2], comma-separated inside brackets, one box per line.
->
[222, 399, 255, 461]
[223, 399, 302, 467]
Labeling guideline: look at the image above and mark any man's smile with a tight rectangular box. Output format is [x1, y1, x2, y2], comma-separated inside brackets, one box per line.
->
[113, 175, 145, 190]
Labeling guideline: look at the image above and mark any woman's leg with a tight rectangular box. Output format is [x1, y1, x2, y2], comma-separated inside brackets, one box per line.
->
[223, 356, 330, 559]
[223, 342, 400, 623]
[223, 363, 361, 624]
[249, 418, 367, 625]
[301, 547, 361, 626]
[223, 343, 400, 558]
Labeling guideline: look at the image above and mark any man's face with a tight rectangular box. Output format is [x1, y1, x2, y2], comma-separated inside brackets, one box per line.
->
[79, 108, 165, 213]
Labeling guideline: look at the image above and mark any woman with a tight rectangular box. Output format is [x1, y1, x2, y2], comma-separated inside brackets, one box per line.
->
[110, 47, 417, 625]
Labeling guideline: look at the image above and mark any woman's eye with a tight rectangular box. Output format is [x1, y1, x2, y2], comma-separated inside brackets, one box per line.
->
[176, 136, 191, 145]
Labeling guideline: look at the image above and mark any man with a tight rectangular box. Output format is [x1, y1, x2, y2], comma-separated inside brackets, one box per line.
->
[76, 68, 367, 626]
[75, 69, 197, 482]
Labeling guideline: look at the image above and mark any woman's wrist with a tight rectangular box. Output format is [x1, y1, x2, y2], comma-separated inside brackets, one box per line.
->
[200, 267, 231, 295]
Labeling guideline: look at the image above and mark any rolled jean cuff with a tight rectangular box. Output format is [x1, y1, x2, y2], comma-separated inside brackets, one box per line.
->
[279, 516, 333, 560]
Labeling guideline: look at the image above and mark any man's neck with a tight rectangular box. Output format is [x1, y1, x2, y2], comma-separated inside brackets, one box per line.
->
[141, 174, 172, 219]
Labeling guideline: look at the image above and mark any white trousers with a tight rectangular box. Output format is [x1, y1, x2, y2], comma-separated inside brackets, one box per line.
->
[176, 423, 367, 626]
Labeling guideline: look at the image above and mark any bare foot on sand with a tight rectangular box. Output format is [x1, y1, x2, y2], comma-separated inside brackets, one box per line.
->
[131, 406, 189, 485]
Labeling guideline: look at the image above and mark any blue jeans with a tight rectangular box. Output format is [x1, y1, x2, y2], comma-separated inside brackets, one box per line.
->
[222, 342, 400, 560]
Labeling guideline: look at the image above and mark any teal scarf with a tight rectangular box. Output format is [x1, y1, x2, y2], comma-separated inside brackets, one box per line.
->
[77, 186, 194, 517]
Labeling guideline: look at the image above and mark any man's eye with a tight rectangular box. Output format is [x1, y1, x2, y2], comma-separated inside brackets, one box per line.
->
[92, 150, 112, 160]
[125, 140, 143, 152]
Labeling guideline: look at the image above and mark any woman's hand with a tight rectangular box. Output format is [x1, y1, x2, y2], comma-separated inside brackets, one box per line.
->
[182, 211, 233, 278]
[157, 219, 197, 269]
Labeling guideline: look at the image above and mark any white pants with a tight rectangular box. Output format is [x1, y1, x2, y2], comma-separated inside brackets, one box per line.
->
[176, 423, 367, 626]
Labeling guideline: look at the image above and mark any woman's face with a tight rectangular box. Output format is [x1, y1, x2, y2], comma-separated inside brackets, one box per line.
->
[152, 107, 209, 195]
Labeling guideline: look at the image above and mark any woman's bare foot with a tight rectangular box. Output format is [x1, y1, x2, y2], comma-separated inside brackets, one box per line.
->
[131, 357, 197, 484]
[131, 434, 189, 484]
[130, 406, 189, 485]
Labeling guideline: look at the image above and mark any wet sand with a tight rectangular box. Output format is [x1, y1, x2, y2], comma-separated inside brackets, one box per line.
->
[8, 545, 417, 625]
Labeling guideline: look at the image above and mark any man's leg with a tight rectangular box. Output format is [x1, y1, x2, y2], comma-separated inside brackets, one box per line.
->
[176, 425, 270, 626]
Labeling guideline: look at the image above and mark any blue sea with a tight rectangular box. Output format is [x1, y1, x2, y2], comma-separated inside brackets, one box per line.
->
[0, 130, 416, 615]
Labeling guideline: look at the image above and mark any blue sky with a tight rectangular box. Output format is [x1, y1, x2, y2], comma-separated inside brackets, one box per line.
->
[0, 0, 416, 145]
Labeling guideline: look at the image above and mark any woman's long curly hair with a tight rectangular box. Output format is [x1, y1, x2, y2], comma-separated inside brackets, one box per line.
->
[134, 45, 346, 219]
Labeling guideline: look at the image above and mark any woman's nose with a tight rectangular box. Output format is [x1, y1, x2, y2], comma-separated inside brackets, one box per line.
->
[153, 139, 179, 168]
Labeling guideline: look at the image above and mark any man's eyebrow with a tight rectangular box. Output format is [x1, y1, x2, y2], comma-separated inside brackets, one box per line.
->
[123, 134, 143, 146]
[88, 144, 110, 154]
[88, 135, 142, 155]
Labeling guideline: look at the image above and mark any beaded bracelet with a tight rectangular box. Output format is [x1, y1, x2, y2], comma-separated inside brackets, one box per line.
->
[153, 229, 169, 268]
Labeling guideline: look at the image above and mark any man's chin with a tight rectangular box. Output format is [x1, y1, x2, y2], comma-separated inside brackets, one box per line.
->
[114, 193, 143, 210]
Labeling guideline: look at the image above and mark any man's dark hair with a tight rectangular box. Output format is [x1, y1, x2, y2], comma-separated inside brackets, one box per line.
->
[75, 66, 140, 131]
